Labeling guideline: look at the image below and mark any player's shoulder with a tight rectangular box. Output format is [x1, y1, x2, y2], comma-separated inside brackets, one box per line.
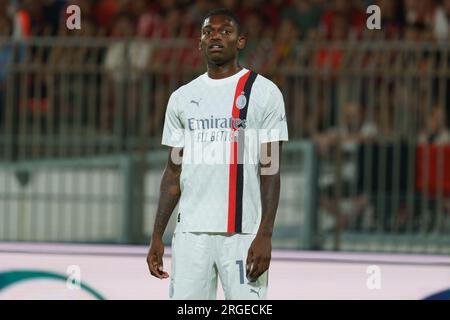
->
[250, 72, 283, 106]
[171, 74, 204, 98]
[252, 72, 283, 102]
[167, 74, 205, 112]
[253, 72, 280, 92]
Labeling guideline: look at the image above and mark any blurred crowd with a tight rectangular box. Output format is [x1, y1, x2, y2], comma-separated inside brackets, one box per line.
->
[0, 0, 449, 80]
[0, 1, 449, 148]
[0, 0, 449, 41]
[0, 0, 449, 74]
[0, 0, 449, 153]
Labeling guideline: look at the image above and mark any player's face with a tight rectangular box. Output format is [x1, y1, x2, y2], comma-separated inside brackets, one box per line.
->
[199, 15, 245, 66]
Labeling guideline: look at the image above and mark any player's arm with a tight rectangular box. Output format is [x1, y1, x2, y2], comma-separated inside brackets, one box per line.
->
[247, 141, 282, 281]
[146, 147, 183, 279]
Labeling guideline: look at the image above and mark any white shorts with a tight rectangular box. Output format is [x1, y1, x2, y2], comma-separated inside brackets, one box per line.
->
[169, 232, 268, 300]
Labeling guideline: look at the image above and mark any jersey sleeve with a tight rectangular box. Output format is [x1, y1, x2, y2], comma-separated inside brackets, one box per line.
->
[161, 91, 185, 147]
[259, 85, 289, 143]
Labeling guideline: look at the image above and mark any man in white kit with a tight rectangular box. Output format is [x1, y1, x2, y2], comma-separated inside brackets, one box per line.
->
[146, 8, 288, 300]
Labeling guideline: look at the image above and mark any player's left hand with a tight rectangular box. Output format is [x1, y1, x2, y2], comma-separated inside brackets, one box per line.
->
[246, 234, 272, 282]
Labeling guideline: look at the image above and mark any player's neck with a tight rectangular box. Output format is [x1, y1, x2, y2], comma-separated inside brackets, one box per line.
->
[206, 62, 243, 80]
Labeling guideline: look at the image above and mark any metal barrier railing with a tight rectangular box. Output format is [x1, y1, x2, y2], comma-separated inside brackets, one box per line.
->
[0, 38, 449, 253]
[0, 37, 204, 162]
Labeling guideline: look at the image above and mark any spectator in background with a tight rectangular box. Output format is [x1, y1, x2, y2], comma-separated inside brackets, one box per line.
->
[104, 11, 169, 138]
[137, 1, 166, 39]
[416, 103, 450, 232]
[50, 14, 98, 65]
[414, 103, 450, 230]
[234, 0, 263, 23]
[0, 10, 24, 161]
[12, 0, 72, 37]
[222, 0, 283, 34]
[320, 0, 366, 40]
[11, 0, 31, 39]
[404, 0, 436, 27]
[238, 12, 265, 69]
[93, 0, 121, 33]
[315, 101, 378, 231]
[103, 13, 135, 134]
[41, 0, 66, 36]
[221, 0, 239, 14]
[158, 0, 177, 15]
[404, 0, 422, 24]
[434, 0, 450, 41]
[281, 0, 323, 40]
[403, 0, 448, 42]
[260, 0, 287, 30]
[138, 0, 194, 39]
[373, 0, 405, 40]
[418, 104, 450, 144]
[149, 8, 196, 68]
[262, 18, 300, 76]
[0, 15, 14, 126]
[127, 0, 152, 22]
[315, 13, 349, 72]
[65, 0, 96, 28]
[404, 20, 434, 42]
[41, 15, 99, 136]
[104, 14, 136, 82]
[186, 0, 217, 30]
[312, 13, 350, 133]
[315, 101, 378, 155]
[1, 0, 445, 42]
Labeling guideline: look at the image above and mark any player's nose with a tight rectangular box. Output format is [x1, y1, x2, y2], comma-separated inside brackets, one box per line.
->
[210, 30, 222, 41]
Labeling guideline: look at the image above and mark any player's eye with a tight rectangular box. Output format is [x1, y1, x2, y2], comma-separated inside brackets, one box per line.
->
[222, 30, 231, 35]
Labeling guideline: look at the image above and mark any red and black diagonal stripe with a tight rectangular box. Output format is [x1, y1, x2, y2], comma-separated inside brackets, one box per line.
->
[227, 70, 258, 233]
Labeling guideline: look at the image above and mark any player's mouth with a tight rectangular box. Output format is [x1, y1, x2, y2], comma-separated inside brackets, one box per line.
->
[208, 43, 224, 52]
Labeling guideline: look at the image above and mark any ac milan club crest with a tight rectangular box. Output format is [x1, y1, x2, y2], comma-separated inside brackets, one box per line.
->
[236, 92, 247, 109]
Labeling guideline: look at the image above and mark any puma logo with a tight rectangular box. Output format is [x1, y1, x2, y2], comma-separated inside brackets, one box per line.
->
[190, 98, 202, 107]
[250, 287, 261, 298]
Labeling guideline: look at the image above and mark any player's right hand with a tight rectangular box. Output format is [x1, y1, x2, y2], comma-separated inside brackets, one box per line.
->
[147, 238, 169, 279]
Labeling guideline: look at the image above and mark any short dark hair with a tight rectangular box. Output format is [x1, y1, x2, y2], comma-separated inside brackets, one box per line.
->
[202, 8, 241, 35]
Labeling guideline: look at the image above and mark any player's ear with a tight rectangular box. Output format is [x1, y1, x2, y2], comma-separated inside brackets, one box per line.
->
[198, 37, 202, 51]
[237, 35, 246, 50]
